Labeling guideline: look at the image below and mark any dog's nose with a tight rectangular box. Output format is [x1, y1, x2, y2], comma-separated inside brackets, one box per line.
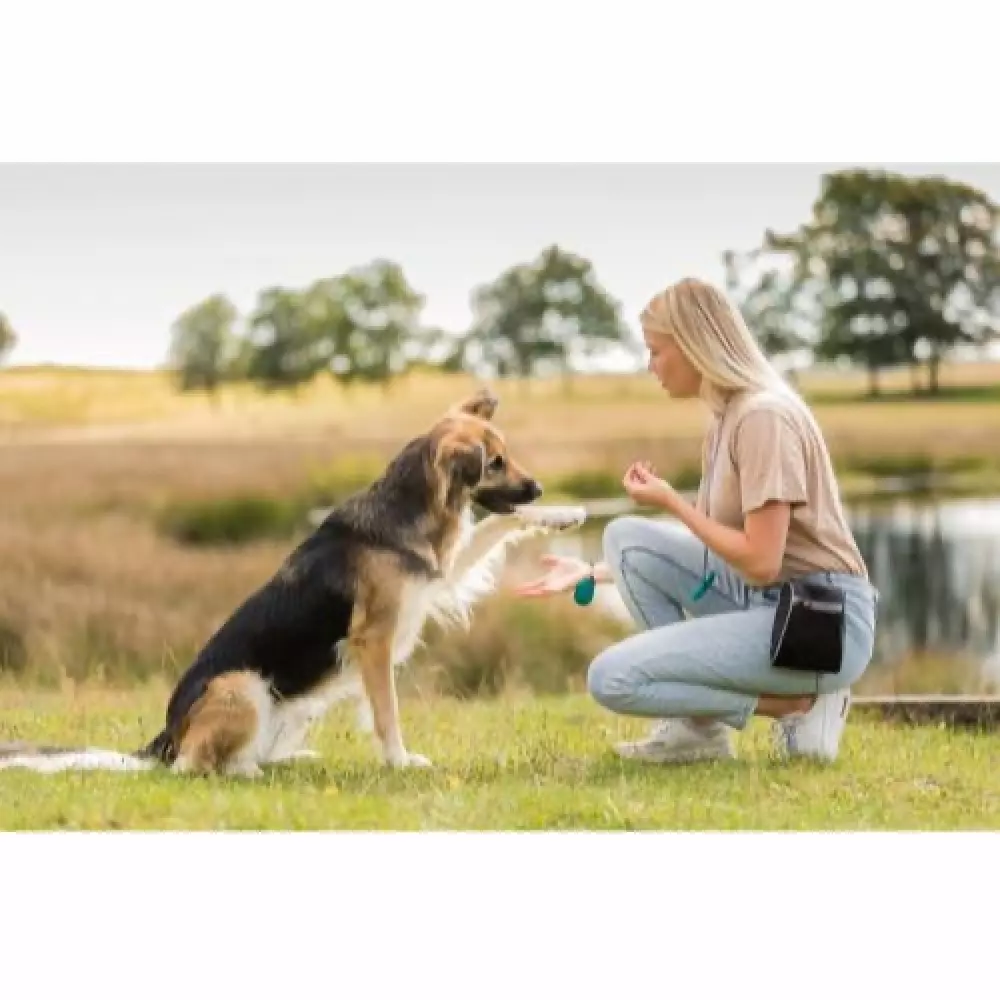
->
[525, 479, 543, 501]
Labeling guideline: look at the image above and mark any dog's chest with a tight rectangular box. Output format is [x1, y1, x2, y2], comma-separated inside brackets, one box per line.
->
[391, 579, 449, 665]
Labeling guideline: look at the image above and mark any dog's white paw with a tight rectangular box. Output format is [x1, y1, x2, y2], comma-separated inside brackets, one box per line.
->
[223, 760, 264, 779]
[513, 504, 587, 533]
[388, 751, 433, 769]
[354, 699, 375, 734]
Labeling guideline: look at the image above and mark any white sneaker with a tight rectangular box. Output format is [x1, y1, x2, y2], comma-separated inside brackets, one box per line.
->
[615, 718, 735, 764]
[773, 689, 852, 762]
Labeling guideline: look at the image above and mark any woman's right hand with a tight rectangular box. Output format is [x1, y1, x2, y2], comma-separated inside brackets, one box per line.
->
[512, 554, 593, 598]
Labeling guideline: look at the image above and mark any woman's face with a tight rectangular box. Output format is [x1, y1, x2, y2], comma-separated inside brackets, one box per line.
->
[643, 326, 702, 398]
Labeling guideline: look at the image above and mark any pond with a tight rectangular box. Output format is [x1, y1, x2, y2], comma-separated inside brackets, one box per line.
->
[517, 495, 1000, 693]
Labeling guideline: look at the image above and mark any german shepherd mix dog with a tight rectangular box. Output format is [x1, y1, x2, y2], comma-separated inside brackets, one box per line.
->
[0, 389, 585, 776]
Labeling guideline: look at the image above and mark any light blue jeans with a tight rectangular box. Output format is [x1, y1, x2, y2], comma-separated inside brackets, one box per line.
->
[587, 516, 879, 730]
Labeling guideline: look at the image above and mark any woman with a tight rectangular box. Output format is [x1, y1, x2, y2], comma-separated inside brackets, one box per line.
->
[514, 277, 878, 764]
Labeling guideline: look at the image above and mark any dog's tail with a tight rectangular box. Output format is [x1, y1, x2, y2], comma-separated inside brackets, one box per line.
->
[136, 728, 177, 766]
[0, 740, 157, 774]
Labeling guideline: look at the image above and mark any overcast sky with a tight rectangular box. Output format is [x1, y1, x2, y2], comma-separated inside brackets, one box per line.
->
[3, 162, 998, 369]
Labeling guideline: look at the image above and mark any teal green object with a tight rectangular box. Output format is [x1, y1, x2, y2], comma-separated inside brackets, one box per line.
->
[691, 570, 716, 601]
[573, 574, 597, 606]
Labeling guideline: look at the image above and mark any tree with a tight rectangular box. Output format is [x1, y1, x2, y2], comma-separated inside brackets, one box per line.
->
[723, 249, 815, 375]
[324, 260, 425, 392]
[245, 286, 326, 392]
[0, 311, 18, 365]
[464, 245, 634, 390]
[726, 169, 1000, 395]
[167, 295, 241, 398]
[403, 325, 467, 374]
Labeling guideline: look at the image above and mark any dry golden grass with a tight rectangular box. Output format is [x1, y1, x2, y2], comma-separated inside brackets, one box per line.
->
[6, 362, 1000, 478]
[0, 361, 998, 689]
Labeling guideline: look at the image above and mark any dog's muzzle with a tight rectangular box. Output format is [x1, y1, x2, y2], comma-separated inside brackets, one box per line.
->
[474, 479, 543, 513]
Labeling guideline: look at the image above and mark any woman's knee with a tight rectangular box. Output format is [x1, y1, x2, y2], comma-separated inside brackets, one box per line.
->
[586, 648, 635, 713]
[602, 514, 693, 570]
[602, 515, 652, 568]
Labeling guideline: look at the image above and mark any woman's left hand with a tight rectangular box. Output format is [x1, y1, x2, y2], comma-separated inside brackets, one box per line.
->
[622, 461, 681, 513]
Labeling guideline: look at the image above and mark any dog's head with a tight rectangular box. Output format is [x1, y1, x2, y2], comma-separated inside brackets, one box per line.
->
[431, 388, 542, 514]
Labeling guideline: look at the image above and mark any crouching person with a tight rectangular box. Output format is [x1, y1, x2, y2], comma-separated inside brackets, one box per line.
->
[514, 277, 878, 763]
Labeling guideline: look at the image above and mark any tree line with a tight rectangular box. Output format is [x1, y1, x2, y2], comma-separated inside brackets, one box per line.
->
[2, 169, 997, 397]
[164, 246, 637, 397]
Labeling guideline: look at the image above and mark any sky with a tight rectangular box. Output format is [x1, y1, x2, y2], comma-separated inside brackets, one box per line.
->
[2, 162, 999, 370]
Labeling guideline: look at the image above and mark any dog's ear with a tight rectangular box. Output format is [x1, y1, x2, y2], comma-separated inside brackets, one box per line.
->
[452, 387, 499, 422]
[452, 441, 485, 487]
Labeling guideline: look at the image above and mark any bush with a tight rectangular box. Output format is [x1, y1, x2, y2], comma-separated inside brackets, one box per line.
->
[550, 468, 622, 499]
[552, 462, 702, 499]
[157, 454, 390, 547]
[158, 494, 301, 546]
[839, 453, 993, 479]
[301, 453, 387, 507]
[0, 619, 27, 675]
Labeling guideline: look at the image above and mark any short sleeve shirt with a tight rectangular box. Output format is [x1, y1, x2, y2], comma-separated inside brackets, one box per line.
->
[697, 389, 868, 581]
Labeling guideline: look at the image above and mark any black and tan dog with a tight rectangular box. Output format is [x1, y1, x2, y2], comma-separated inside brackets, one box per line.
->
[0, 388, 585, 776]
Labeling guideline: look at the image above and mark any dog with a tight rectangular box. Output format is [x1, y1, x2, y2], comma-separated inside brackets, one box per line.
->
[0, 387, 586, 776]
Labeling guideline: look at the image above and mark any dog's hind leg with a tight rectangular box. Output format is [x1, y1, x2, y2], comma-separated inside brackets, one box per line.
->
[172, 671, 270, 778]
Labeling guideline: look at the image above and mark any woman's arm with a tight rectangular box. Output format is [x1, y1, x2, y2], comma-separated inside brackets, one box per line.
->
[666, 493, 790, 585]
[622, 461, 791, 586]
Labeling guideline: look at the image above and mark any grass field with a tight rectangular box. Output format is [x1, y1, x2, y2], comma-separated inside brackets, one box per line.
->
[1, 688, 997, 830]
[1, 359, 999, 833]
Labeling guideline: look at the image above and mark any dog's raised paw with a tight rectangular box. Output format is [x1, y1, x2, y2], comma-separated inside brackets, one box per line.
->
[513, 504, 587, 533]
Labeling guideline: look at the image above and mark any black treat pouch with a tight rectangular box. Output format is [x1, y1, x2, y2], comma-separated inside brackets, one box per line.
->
[769, 579, 846, 674]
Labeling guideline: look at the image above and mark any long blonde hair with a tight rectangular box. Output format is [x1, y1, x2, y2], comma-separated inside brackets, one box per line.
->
[641, 277, 799, 416]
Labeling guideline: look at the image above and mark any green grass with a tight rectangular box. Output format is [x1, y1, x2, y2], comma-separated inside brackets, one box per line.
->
[1, 690, 997, 830]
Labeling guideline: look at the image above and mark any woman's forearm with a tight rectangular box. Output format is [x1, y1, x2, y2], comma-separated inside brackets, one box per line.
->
[667, 498, 782, 585]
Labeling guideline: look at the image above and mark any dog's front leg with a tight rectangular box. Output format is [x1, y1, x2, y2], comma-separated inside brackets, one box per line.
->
[446, 514, 524, 582]
[352, 635, 431, 769]
[447, 506, 588, 585]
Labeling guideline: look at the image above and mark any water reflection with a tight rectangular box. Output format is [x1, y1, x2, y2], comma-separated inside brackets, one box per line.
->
[515, 496, 1000, 691]
[850, 497, 1000, 688]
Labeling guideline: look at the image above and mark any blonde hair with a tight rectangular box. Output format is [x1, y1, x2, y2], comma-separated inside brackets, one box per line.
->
[641, 277, 797, 415]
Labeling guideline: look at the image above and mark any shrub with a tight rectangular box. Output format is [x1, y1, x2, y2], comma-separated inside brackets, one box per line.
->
[158, 494, 301, 546]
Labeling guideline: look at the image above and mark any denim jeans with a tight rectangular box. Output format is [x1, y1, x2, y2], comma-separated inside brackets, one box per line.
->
[586, 516, 879, 730]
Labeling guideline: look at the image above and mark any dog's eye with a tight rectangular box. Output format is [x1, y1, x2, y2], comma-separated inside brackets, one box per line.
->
[487, 455, 505, 473]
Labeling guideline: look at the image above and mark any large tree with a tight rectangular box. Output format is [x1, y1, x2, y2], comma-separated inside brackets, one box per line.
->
[0, 311, 18, 365]
[245, 286, 326, 392]
[464, 244, 634, 389]
[325, 260, 425, 392]
[726, 169, 1000, 395]
[167, 294, 241, 397]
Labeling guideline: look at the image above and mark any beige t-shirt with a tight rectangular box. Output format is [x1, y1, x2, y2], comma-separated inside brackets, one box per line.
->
[696, 388, 868, 581]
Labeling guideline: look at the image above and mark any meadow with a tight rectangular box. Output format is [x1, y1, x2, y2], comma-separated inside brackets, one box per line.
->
[1, 361, 999, 829]
[3, 361, 1000, 688]
[2, 687, 997, 830]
